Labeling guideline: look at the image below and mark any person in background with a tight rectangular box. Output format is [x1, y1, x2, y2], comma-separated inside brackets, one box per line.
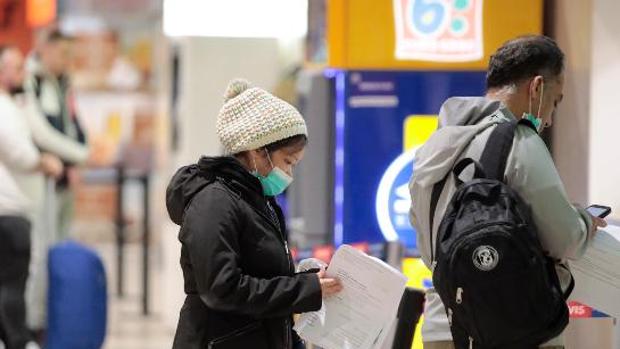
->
[25, 27, 88, 240]
[0, 45, 63, 349]
[23, 28, 89, 335]
[166, 79, 342, 349]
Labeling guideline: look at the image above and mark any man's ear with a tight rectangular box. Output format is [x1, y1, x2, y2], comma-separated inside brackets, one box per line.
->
[532, 75, 544, 93]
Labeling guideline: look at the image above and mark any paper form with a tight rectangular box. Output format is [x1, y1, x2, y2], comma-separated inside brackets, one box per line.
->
[295, 245, 408, 349]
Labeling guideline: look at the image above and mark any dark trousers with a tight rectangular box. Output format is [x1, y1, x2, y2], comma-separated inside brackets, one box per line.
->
[0, 216, 32, 349]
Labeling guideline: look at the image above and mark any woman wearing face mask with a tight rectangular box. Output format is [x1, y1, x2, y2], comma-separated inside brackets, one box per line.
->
[166, 79, 342, 349]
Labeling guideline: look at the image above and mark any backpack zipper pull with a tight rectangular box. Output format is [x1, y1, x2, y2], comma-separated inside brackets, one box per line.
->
[456, 287, 463, 304]
[469, 336, 474, 349]
[447, 308, 453, 326]
[431, 261, 437, 271]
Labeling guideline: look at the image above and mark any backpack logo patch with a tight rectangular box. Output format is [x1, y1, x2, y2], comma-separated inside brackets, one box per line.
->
[473, 245, 499, 271]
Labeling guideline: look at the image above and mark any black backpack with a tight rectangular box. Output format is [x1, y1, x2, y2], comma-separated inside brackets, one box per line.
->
[429, 120, 573, 349]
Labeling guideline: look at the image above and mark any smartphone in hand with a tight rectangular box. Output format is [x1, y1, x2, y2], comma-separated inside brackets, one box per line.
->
[586, 204, 612, 218]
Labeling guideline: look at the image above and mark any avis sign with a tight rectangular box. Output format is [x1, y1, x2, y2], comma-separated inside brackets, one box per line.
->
[393, 0, 484, 62]
[568, 301, 593, 318]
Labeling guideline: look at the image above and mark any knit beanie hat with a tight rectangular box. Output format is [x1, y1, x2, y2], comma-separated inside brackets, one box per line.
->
[216, 79, 307, 154]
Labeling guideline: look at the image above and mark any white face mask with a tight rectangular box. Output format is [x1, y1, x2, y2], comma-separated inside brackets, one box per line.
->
[522, 79, 545, 133]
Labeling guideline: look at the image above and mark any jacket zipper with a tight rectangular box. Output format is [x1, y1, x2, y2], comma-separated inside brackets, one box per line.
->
[264, 200, 292, 271]
[249, 202, 291, 266]
[284, 318, 290, 349]
[208, 322, 262, 347]
[456, 287, 463, 304]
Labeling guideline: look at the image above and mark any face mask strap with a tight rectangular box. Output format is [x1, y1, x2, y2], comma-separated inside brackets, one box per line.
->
[528, 81, 533, 116]
[536, 79, 545, 120]
[264, 148, 275, 171]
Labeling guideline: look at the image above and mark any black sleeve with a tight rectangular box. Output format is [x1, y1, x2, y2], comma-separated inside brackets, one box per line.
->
[181, 186, 322, 319]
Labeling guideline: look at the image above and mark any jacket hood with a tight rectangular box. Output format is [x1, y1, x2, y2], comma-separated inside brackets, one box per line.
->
[437, 96, 505, 128]
[412, 97, 514, 188]
[166, 156, 262, 225]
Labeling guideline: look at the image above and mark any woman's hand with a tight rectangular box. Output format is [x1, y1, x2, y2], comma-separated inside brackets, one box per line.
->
[317, 268, 343, 298]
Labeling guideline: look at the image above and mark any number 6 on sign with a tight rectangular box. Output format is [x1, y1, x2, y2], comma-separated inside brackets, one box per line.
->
[409, 0, 448, 37]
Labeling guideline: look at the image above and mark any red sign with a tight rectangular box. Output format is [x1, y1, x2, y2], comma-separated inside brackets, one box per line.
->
[568, 301, 593, 318]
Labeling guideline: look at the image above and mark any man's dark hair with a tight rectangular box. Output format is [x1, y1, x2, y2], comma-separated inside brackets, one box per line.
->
[486, 35, 564, 90]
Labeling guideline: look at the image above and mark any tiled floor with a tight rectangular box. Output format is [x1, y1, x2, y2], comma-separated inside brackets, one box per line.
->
[104, 295, 174, 349]
[95, 243, 175, 349]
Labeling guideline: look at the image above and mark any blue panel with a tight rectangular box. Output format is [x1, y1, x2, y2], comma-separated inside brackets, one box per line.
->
[335, 70, 486, 253]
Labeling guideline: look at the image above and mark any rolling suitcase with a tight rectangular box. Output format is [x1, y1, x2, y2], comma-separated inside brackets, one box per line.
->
[46, 240, 107, 348]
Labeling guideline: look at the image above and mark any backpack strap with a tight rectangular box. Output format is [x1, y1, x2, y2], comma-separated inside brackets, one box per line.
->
[452, 157, 487, 184]
[429, 177, 447, 264]
[557, 263, 575, 300]
[479, 118, 536, 181]
[478, 121, 517, 181]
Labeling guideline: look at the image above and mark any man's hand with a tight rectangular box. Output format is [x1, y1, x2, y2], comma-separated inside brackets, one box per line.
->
[589, 213, 608, 238]
[39, 153, 64, 178]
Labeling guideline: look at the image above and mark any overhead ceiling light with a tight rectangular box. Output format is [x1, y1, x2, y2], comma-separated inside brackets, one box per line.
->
[163, 0, 308, 38]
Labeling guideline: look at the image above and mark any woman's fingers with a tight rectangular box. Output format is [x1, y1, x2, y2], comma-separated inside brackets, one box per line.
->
[319, 277, 343, 297]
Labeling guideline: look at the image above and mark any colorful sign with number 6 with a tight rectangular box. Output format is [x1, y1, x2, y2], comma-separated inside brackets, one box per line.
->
[393, 0, 484, 62]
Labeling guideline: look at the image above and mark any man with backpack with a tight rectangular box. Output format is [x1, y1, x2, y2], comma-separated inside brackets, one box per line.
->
[409, 35, 607, 349]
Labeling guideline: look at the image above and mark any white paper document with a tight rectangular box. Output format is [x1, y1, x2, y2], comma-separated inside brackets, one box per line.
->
[570, 224, 620, 318]
[295, 245, 408, 349]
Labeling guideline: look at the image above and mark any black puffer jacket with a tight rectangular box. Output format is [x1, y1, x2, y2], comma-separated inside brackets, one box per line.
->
[166, 156, 322, 349]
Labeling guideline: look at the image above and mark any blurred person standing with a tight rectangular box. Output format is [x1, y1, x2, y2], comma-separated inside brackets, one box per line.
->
[22, 28, 89, 334]
[25, 28, 88, 240]
[0, 45, 63, 349]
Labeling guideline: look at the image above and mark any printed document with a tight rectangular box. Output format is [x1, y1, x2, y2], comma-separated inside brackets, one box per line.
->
[295, 245, 408, 349]
[570, 224, 620, 318]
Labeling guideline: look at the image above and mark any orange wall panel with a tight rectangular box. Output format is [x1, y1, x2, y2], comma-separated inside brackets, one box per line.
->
[328, 0, 543, 70]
